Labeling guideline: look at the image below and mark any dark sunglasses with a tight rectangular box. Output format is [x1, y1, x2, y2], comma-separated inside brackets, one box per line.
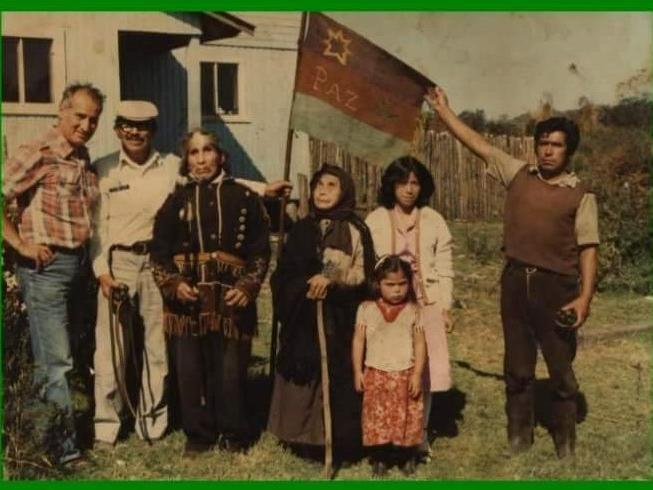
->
[116, 120, 154, 132]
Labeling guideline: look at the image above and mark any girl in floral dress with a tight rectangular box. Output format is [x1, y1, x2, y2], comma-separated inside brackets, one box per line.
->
[352, 255, 426, 477]
[365, 156, 454, 459]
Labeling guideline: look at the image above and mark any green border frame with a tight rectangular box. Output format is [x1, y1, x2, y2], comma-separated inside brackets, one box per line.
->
[1, 0, 653, 10]
[1, 0, 651, 487]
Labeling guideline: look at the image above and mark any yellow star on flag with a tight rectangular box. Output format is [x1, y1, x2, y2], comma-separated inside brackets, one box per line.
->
[321, 28, 352, 66]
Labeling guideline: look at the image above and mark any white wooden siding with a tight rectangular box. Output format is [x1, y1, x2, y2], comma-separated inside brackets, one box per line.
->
[2, 12, 310, 186]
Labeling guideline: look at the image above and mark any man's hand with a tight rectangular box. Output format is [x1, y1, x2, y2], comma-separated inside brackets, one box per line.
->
[353, 370, 365, 393]
[225, 288, 250, 307]
[408, 371, 422, 399]
[442, 308, 454, 333]
[264, 180, 293, 198]
[3, 209, 53, 269]
[424, 86, 449, 114]
[18, 241, 53, 269]
[176, 282, 199, 303]
[423, 85, 494, 163]
[560, 296, 591, 328]
[98, 273, 122, 299]
[306, 274, 331, 299]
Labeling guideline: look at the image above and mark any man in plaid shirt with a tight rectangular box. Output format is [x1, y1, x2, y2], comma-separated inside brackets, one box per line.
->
[3, 82, 105, 465]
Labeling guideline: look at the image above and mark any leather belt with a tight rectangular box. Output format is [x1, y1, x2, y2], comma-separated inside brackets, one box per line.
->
[111, 241, 151, 255]
[49, 245, 84, 255]
[173, 250, 246, 267]
[506, 258, 569, 276]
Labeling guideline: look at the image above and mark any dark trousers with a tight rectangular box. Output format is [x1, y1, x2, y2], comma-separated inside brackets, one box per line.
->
[500, 262, 580, 439]
[171, 332, 251, 446]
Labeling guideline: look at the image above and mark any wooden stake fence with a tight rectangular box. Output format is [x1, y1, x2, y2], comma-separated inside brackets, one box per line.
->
[308, 132, 536, 221]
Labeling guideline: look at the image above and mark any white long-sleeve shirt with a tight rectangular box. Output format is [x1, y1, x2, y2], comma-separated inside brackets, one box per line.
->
[365, 206, 454, 309]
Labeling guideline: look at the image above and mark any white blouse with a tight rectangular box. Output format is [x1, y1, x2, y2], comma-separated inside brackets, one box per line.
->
[356, 301, 421, 372]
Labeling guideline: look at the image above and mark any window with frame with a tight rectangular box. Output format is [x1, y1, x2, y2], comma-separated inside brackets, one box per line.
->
[201, 62, 239, 117]
[2, 36, 53, 104]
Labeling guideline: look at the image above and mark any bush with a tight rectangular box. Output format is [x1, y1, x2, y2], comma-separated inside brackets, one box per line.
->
[2, 264, 68, 478]
[573, 124, 650, 293]
[463, 223, 503, 265]
[599, 96, 651, 129]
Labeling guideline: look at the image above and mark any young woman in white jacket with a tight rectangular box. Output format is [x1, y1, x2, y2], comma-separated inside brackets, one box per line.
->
[365, 156, 454, 459]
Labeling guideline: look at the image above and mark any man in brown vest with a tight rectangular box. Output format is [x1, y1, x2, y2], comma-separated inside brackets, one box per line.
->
[426, 87, 599, 459]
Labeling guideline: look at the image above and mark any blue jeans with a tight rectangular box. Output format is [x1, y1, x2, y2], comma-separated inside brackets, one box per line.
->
[16, 249, 85, 457]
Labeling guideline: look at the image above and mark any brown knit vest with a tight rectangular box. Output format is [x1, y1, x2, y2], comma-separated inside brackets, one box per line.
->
[503, 166, 586, 276]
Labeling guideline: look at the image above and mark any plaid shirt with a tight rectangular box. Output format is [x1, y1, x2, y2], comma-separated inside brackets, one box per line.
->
[3, 127, 99, 249]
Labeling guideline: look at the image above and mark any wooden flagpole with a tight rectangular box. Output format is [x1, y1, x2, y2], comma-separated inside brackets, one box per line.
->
[269, 11, 309, 380]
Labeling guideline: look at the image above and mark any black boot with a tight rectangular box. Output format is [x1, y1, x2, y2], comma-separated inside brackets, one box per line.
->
[506, 391, 534, 455]
[369, 445, 390, 478]
[551, 398, 576, 459]
[399, 447, 418, 476]
[371, 460, 389, 478]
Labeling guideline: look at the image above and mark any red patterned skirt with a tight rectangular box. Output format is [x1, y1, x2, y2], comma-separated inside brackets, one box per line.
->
[362, 366, 424, 447]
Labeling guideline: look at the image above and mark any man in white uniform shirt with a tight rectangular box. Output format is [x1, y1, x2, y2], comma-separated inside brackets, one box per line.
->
[91, 101, 177, 446]
[91, 101, 290, 447]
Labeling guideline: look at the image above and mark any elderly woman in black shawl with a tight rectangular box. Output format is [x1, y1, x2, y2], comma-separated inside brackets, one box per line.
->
[267, 163, 375, 464]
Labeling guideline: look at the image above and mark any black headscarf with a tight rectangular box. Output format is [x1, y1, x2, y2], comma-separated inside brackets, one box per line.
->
[309, 163, 358, 256]
[309, 164, 356, 219]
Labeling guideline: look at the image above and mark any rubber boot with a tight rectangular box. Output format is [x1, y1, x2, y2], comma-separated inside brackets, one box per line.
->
[551, 398, 576, 459]
[506, 390, 534, 454]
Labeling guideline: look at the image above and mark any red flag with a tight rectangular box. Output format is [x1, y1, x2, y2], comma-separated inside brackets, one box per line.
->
[290, 13, 435, 164]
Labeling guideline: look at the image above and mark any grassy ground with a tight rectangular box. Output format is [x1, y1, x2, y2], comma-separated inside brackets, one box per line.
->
[54, 223, 653, 479]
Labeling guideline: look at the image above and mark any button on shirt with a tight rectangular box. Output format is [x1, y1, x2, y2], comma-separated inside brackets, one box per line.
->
[3, 126, 99, 249]
[91, 150, 181, 277]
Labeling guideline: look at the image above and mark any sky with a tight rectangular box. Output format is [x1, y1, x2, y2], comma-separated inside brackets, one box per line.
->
[329, 12, 651, 118]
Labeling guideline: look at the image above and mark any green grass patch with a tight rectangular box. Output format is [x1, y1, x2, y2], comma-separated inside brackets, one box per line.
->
[5, 222, 651, 480]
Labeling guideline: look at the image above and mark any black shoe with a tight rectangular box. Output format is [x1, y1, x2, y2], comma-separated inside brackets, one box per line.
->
[371, 461, 388, 478]
[183, 440, 213, 458]
[60, 450, 87, 468]
[400, 458, 416, 476]
[219, 436, 248, 453]
[416, 445, 432, 464]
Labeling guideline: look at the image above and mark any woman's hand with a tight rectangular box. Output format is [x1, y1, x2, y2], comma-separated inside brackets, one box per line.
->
[354, 370, 365, 393]
[306, 274, 331, 299]
[176, 282, 199, 303]
[225, 288, 250, 307]
[408, 372, 422, 399]
[442, 309, 454, 333]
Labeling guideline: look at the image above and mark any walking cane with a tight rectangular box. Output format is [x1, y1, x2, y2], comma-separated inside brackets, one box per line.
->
[316, 299, 333, 479]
